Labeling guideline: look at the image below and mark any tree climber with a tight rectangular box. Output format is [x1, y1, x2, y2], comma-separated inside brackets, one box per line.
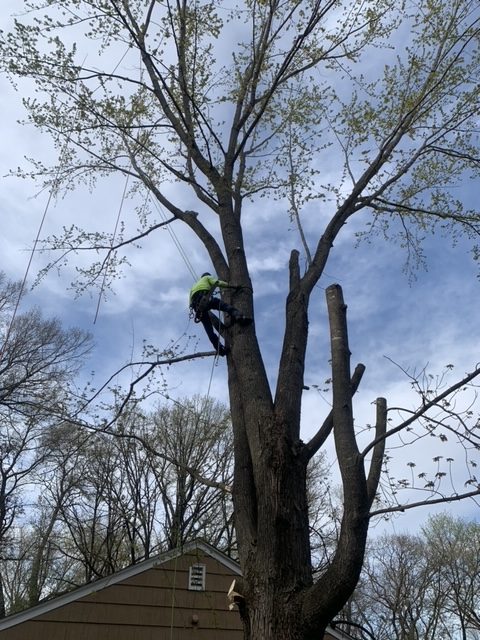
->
[189, 272, 251, 356]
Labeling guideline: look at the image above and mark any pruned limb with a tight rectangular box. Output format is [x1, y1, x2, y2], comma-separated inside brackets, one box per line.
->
[303, 363, 366, 461]
[301, 285, 370, 634]
[366, 397, 387, 506]
[326, 284, 361, 463]
[289, 249, 301, 291]
[274, 250, 309, 439]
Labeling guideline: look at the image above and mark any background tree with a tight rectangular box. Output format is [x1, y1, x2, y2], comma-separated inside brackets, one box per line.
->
[56, 433, 132, 583]
[347, 533, 448, 640]
[2, 2, 480, 639]
[425, 514, 480, 639]
[343, 515, 480, 640]
[151, 395, 234, 551]
[306, 451, 341, 573]
[0, 497, 79, 614]
[0, 394, 236, 613]
[0, 273, 92, 616]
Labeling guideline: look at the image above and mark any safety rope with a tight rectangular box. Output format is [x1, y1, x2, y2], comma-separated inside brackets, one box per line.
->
[0, 183, 51, 364]
[148, 194, 198, 280]
[0, 45, 133, 354]
[0, 57, 87, 364]
[169, 543, 180, 640]
[94, 174, 130, 324]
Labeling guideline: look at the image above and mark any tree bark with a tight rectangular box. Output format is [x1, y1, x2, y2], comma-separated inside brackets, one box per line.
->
[227, 282, 373, 640]
[0, 571, 6, 619]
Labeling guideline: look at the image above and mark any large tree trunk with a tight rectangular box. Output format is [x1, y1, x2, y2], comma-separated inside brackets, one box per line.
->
[244, 431, 312, 639]
[226, 281, 376, 640]
[227, 300, 312, 638]
[231, 415, 313, 640]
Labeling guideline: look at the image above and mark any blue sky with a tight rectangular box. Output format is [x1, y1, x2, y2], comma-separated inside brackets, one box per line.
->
[1, 0, 479, 535]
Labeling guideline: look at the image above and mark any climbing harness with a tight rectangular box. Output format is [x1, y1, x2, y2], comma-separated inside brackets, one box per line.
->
[191, 289, 214, 323]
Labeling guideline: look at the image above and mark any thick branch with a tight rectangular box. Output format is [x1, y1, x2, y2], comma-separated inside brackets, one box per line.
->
[289, 249, 301, 291]
[274, 250, 309, 439]
[229, 362, 258, 567]
[112, 0, 221, 184]
[125, 151, 228, 273]
[233, 0, 339, 162]
[366, 397, 387, 506]
[301, 72, 444, 297]
[326, 284, 362, 466]
[301, 285, 370, 634]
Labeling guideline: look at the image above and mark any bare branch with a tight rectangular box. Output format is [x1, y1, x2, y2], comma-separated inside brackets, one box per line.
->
[80, 350, 219, 416]
[361, 367, 480, 458]
[370, 488, 480, 518]
[94, 424, 232, 494]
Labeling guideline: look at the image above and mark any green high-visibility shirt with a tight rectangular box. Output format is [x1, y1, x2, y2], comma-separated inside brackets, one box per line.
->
[189, 274, 229, 304]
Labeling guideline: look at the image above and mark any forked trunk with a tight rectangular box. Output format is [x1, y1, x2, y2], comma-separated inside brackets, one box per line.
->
[227, 284, 375, 640]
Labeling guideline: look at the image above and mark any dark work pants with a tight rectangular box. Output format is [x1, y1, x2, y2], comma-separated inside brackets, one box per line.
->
[191, 293, 237, 351]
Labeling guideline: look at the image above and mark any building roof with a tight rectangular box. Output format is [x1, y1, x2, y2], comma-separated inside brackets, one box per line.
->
[0, 540, 351, 639]
[0, 539, 241, 632]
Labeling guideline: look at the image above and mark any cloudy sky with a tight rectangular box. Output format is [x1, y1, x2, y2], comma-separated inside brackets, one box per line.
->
[1, 0, 479, 536]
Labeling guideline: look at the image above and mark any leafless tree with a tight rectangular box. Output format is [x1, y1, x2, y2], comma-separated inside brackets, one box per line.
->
[0, 273, 92, 615]
[150, 396, 234, 552]
[424, 514, 480, 640]
[349, 533, 448, 639]
[345, 516, 480, 640]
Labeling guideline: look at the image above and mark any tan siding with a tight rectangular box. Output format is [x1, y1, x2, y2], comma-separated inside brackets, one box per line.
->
[0, 548, 244, 640]
[0, 620, 243, 640]
[39, 600, 240, 628]
[0, 546, 346, 640]
[81, 583, 231, 609]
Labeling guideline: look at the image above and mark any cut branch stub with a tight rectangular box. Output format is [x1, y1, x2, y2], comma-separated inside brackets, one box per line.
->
[325, 283, 367, 512]
[326, 284, 354, 446]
